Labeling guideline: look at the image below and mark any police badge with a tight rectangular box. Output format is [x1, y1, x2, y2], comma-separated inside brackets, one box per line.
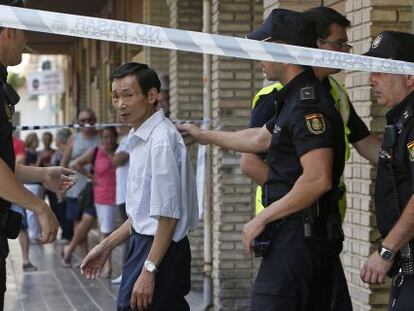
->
[305, 113, 325, 135]
[407, 140, 414, 162]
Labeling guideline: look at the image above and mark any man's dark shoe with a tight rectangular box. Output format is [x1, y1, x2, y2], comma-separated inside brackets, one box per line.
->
[23, 262, 38, 272]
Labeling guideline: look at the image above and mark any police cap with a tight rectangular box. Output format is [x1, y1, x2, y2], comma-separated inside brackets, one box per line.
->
[0, 0, 24, 7]
[364, 31, 414, 63]
[247, 9, 317, 48]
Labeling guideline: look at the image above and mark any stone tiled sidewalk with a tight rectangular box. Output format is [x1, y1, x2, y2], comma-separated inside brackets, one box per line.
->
[4, 238, 203, 311]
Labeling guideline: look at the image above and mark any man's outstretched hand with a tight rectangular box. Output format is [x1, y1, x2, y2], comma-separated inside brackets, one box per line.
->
[175, 123, 203, 146]
[42, 166, 76, 196]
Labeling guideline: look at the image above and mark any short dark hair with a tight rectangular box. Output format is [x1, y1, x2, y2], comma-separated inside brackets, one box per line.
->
[110, 62, 161, 96]
[78, 108, 96, 119]
[42, 131, 53, 139]
[304, 7, 350, 39]
[0, 0, 24, 6]
[101, 126, 118, 139]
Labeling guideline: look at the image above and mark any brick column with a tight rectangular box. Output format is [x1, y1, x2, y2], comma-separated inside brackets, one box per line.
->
[263, 0, 320, 15]
[168, 0, 203, 121]
[167, 0, 204, 291]
[209, 1, 263, 310]
[344, 1, 412, 310]
[142, 0, 170, 75]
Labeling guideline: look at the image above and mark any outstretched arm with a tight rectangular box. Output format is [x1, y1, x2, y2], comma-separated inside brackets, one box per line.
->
[0, 159, 59, 243]
[176, 124, 272, 153]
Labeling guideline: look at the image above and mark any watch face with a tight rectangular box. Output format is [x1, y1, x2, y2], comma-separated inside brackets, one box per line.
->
[144, 261, 157, 273]
[379, 247, 394, 261]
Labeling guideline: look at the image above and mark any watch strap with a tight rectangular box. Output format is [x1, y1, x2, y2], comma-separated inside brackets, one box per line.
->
[378, 243, 396, 262]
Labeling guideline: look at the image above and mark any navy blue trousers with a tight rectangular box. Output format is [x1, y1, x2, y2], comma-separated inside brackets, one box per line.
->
[251, 219, 352, 311]
[389, 274, 414, 311]
[0, 232, 8, 311]
[117, 233, 191, 311]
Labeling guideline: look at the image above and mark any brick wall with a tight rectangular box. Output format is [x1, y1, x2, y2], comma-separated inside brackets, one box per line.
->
[263, 0, 320, 15]
[142, 0, 170, 75]
[209, 1, 263, 309]
[167, 0, 205, 292]
[345, 0, 412, 310]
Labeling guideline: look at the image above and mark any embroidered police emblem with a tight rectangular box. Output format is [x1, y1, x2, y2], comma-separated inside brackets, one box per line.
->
[305, 113, 325, 135]
[372, 34, 383, 49]
[407, 140, 414, 162]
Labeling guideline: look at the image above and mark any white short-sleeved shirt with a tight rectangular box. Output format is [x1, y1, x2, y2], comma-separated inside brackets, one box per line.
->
[115, 135, 129, 205]
[126, 109, 199, 242]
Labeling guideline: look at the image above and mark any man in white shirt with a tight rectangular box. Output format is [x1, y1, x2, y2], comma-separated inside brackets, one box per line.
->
[80, 62, 199, 311]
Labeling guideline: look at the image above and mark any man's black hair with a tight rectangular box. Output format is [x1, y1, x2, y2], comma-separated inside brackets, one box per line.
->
[101, 126, 118, 139]
[110, 62, 161, 96]
[304, 7, 350, 39]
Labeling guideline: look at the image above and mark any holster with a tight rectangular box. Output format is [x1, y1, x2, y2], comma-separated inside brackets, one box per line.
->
[0, 209, 22, 239]
[253, 219, 286, 258]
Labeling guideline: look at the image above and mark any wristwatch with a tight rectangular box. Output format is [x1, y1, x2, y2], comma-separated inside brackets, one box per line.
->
[143, 260, 158, 274]
[378, 243, 396, 262]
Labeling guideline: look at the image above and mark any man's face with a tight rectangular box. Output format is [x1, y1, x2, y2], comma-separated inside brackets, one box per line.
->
[260, 60, 283, 81]
[6, 29, 26, 66]
[317, 23, 351, 75]
[369, 72, 411, 107]
[111, 74, 157, 129]
[78, 111, 96, 134]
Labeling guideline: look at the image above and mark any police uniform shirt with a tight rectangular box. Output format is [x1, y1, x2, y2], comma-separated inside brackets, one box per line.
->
[0, 64, 15, 211]
[264, 69, 345, 205]
[375, 91, 414, 237]
[0, 64, 15, 259]
[322, 78, 370, 143]
[251, 79, 370, 149]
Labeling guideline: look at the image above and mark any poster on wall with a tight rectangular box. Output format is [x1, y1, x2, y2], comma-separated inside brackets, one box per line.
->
[27, 70, 65, 96]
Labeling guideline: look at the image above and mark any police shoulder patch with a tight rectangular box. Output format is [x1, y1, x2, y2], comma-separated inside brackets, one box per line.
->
[305, 113, 325, 135]
[300, 86, 315, 101]
[407, 140, 414, 162]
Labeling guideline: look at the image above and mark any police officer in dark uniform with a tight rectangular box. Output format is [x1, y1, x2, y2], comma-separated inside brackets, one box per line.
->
[178, 9, 349, 310]
[0, 1, 74, 308]
[360, 31, 414, 311]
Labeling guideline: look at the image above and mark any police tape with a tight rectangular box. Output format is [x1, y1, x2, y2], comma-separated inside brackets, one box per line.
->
[13, 120, 208, 131]
[13, 123, 126, 131]
[1, 5, 414, 75]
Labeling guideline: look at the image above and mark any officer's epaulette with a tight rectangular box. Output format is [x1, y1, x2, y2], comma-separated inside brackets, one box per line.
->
[299, 85, 316, 101]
